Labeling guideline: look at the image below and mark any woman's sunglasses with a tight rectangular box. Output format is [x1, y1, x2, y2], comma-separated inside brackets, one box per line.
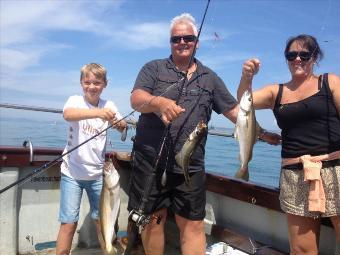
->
[285, 51, 313, 62]
[170, 35, 197, 44]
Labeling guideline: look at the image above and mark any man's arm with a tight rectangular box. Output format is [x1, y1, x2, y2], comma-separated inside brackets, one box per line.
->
[130, 89, 185, 125]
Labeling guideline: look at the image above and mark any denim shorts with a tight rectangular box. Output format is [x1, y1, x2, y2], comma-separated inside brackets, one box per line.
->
[59, 174, 103, 223]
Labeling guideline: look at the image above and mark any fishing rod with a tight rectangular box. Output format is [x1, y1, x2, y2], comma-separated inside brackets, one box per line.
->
[0, 109, 137, 195]
[125, 1, 211, 254]
[0, 67, 200, 194]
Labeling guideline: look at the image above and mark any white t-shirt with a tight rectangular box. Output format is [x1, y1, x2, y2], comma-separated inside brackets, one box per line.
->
[61, 95, 122, 180]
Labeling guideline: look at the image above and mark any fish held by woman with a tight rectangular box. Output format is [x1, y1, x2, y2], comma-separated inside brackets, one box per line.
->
[99, 159, 120, 255]
[175, 121, 207, 185]
[234, 90, 261, 181]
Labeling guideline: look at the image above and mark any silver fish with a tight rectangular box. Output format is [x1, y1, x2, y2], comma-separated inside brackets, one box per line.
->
[99, 160, 120, 255]
[175, 121, 207, 185]
[234, 90, 261, 181]
[121, 126, 128, 142]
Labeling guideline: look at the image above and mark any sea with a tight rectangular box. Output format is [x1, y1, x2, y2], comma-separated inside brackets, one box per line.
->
[0, 108, 282, 188]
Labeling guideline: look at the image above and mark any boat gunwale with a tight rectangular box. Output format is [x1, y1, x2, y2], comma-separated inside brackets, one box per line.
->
[0, 145, 332, 228]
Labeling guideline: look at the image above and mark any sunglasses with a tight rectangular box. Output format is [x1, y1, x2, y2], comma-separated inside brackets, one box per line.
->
[170, 35, 197, 44]
[285, 51, 313, 62]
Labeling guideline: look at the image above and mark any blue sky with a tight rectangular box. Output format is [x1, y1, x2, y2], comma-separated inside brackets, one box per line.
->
[1, 0, 339, 130]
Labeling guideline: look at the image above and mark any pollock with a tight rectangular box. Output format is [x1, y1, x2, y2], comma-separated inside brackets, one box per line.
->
[234, 90, 261, 181]
[99, 160, 120, 255]
[175, 121, 207, 185]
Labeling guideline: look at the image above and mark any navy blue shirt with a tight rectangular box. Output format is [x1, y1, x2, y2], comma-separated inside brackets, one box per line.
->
[132, 56, 237, 173]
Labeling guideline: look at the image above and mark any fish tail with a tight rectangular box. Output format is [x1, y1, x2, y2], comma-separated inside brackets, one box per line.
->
[105, 244, 117, 255]
[234, 167, 249, 181]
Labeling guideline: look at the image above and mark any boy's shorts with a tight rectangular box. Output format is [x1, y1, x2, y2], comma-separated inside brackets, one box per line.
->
[128, 149, 206, 221]
[59, 174, 103, 223]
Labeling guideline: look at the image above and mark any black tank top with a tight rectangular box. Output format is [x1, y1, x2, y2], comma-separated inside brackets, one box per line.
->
[273, 73, 340, 158]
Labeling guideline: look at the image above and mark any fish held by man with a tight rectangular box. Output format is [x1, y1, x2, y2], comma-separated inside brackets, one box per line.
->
[234, 90, 261, 181]
[99, 159, 121, 255]
[175, 121, 207, 185]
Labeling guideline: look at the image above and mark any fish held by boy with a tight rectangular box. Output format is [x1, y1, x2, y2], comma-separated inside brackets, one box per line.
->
[99, 158, 120, 255]
[175, 121, 207, 185]
[234, 90, 261, 181]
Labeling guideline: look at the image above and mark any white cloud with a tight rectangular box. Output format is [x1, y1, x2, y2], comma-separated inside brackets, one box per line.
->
[198, 51, 252, 70]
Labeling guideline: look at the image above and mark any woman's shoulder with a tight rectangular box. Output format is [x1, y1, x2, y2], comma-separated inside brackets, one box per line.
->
[326, 73, 340, 91]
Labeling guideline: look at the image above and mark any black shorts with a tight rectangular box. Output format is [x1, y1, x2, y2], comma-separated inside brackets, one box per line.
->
[127, 149, 206, 220]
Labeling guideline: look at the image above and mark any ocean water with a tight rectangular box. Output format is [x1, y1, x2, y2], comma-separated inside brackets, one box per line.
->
[0, 109, 281, 187]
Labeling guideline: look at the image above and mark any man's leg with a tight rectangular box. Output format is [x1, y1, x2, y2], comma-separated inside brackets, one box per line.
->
[175, 214, 206, 255]
[141, 208, 168, 255]
[56, 222, 77, 255]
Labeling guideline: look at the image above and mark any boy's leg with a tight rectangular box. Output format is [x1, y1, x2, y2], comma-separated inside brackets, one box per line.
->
[56, 222, 77, 255]
[57, 174, 83, 254]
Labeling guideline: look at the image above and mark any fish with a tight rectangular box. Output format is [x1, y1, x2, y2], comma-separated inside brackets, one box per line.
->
[234, 90, 261, 181]
[99, 159, 120, 255]
[175, 121, 207, 185]
[121, 126, 128, 141]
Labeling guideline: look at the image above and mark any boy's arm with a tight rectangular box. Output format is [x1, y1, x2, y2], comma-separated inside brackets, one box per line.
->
[63, 107, 116, 122]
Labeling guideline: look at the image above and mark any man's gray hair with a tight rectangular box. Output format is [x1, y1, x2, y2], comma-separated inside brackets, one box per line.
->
[170, 13, 198, 36]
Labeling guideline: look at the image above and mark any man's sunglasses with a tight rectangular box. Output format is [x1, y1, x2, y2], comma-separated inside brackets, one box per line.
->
[285, 51, 313, 62]
[170, 35, 197, 44]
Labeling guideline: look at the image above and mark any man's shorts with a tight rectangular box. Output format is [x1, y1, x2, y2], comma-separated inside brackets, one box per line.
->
[127, 149, 206, 221]
[59, 174, 103, 223]
[280, 160, 340, 218]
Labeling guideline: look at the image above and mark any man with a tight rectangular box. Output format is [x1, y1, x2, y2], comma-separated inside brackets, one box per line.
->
[127, 13, 279, 255]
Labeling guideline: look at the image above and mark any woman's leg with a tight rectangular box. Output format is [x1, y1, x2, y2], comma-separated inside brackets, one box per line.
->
[286, 213, 321, 255]
[330, 216, 340, 254]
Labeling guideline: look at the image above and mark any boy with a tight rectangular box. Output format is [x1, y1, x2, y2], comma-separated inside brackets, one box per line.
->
[56, 63, 126, 255]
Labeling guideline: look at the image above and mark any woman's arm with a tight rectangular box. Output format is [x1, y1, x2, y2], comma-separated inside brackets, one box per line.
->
[328, 73, 340, 115]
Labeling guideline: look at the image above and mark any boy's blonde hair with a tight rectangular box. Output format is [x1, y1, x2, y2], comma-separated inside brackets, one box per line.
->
[170, 13, 198, 36]
[80, 63, 108, 84]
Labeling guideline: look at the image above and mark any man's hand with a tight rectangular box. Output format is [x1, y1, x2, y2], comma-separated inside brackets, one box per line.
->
[157, 97, 185, 125]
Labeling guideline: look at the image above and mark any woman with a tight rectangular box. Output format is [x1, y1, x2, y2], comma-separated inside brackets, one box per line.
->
[238, 34, 340, 254]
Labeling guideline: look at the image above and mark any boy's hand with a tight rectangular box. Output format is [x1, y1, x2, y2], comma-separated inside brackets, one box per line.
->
[99, 108, 117, 122]
[112, 119, 127, 132]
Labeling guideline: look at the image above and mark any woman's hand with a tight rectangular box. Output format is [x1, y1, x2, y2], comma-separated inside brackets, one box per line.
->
[259, 130, 281, 145]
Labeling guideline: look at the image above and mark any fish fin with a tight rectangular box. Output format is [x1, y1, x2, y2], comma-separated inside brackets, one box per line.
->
[234, 126, 238, 140]
[234, 167, 249, 181]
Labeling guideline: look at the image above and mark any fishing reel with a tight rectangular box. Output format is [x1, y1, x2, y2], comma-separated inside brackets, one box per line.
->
[128, 210, 151, 230]
[128, 209, 162, 232]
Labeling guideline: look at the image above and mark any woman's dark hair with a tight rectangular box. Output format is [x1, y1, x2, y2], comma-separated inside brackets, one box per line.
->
[284, 34, 324, 63]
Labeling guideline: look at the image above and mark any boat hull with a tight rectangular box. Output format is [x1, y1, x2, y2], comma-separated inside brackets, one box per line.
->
[0, 147, 336, 254]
